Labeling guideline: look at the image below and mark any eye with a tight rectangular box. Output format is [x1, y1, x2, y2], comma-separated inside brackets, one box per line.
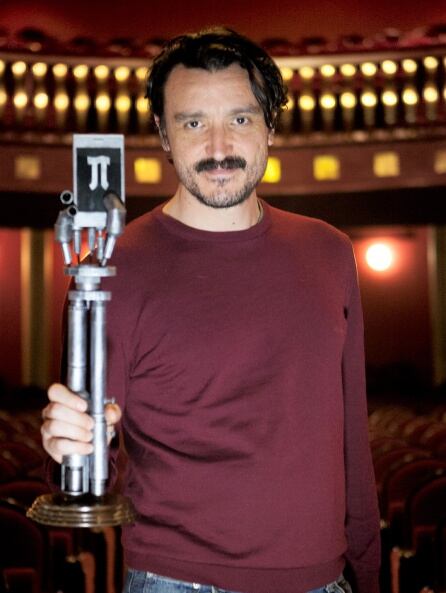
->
[234, 116, 249, 125]
[186, 120, 201, 129]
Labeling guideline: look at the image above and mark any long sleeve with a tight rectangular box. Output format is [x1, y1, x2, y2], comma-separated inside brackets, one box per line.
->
[343, 251, 381, 593]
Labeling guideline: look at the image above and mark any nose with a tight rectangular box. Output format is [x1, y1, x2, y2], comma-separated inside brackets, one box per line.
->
[206, 124, 233, 161]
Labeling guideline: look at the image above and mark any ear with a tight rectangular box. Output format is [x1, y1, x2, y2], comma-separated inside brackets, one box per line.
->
[267, 128, 275, 147]
[154, 115, 171, 152]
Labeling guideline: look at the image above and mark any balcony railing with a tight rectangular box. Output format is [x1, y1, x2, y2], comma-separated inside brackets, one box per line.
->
[0, 31, 445, 142]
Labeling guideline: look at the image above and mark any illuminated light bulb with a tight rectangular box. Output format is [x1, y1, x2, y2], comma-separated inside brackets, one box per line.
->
[402, 59, 417, 74]
[340, 91, 356, 129]
[279, 94, 294, 133]
[0, 60, 5, 75]
[116, 94, 131, 129]
[423, 83, 439, 121]
[382, 90, 398, 107]
[32, 62, 47, 77]
[299, 66, 315, 80]
[73, 64, 89, 80]
[340, 63, 356, 78]
[361, 90, 377, 127]
[360, 62, 377, 77]
[54, 92, 69, 127]
[382, 89, 398, 125]
[95, 93, 111, 112]
[135, 66, 147, 81]
[313, 155, 340, 180]
[136, 94, 149, 132]
[340, 91, 356, 109]
[33, 92, 49, 109]
[12, 61, 27, 77]
[320, 93, 336, 109]
[381, 60, 398, 76]
[299, 94, 315, 111]
[423, 56, 438, 72]
[115, 66, 131, 82]
[423, 84, 439, 103]
[365, 243, 394, 272]
[0, 89, 7, 106]
[74, 92, 90, 129]
[361, 91, 377, 108]
[320, 92, 336, 130]
[374, 152, 400, 177]
[74, 93, 90, 111]
[134, 158, 162, 184]
[280, 67, 294, 82]
[285, 94, 295, 110]
[95, 92, 111, 130]
[13, 91, 28, 108]
[262, 157, 281, 183]
[53, 63, 68, 78]
[136, 95, 147, 113]
[298, 93, 315, 132]
[94, 65, 110, 80]
[115, 94, 131, 112]
[320, 64, 336, 78]
[54, 92, 69, 110]
[402, 86, 418, 124]
[402, 87, 418, 105]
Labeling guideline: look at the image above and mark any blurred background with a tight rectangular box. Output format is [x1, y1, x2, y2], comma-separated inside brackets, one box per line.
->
[1, 1, 446, 592]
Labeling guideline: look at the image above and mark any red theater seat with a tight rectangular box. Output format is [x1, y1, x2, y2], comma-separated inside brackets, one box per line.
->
[0, 478, 50, 509]
[370, 437, 408, 460]
[373, 447, 430, 510]
[0, 500, 46, 593]
[0, 441, 43, 475]
[419, 424, 446, 454]
[385, 458, 446, 543]
[0, 456, 20, 483]
[403, 419, 436, 447]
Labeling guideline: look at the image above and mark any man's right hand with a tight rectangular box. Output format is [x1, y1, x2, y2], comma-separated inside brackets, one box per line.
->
[41, 383, 122, 464]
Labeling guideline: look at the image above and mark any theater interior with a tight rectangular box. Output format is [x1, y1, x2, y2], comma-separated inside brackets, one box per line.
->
[0, 0, 446, 592]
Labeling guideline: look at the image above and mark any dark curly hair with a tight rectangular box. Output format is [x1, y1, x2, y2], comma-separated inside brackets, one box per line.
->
[146, 27, 287, 131]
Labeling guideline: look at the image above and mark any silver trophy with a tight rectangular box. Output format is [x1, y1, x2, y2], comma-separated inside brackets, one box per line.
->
[28, 134, 136, 527]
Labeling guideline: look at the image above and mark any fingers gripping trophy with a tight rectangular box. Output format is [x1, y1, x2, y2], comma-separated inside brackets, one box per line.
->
[28, 134, 136, 528]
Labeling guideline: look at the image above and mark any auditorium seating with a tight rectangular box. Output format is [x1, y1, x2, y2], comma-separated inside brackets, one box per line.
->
[0, 405, 125, 593]
[0, 499, 46, 593]
[1, 394, 445, 593]
[370, 402, 446, 593]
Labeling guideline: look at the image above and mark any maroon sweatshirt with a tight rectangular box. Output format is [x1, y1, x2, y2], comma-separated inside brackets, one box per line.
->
[68, 201, 381, 593]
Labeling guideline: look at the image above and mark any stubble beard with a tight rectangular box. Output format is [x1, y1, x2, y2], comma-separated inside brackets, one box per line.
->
[175, 152, 268, 209]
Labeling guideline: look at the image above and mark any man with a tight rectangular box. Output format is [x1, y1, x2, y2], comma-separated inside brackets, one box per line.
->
[42, 27, 380, 593]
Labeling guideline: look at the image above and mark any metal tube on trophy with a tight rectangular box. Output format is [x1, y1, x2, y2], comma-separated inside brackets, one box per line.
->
[27, 134, 136, 528]
[61, 297, 89, 495]
[90, 300, 108, 497]
[67, 299, 88, 394]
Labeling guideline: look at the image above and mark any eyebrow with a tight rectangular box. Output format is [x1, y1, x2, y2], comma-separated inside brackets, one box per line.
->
[228, 105, 263, 116]
[174, 111, 205, 122]
[173, 104, 262, 122]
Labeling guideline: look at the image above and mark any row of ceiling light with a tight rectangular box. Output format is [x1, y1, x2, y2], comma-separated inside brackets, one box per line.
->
[0, 52, 445, 132]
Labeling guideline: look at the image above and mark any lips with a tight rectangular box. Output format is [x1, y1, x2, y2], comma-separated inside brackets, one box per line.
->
[204, 169, 238, 185]
[205, 166, 237, 175]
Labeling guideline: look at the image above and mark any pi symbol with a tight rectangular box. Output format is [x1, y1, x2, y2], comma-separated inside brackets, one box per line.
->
[87, 155, 111, 191]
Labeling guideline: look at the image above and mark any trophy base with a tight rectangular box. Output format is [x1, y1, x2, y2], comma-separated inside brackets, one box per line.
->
[27, 492, 137, 528]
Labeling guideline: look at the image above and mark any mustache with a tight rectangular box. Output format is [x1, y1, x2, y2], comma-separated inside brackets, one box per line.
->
[194, 157, 247, 173]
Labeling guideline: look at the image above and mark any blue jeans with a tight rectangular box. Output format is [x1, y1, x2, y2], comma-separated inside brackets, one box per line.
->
[123, 569, 353, 593]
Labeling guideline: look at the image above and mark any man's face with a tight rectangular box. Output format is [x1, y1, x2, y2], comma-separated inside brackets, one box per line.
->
[159, 63, 273, 209]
